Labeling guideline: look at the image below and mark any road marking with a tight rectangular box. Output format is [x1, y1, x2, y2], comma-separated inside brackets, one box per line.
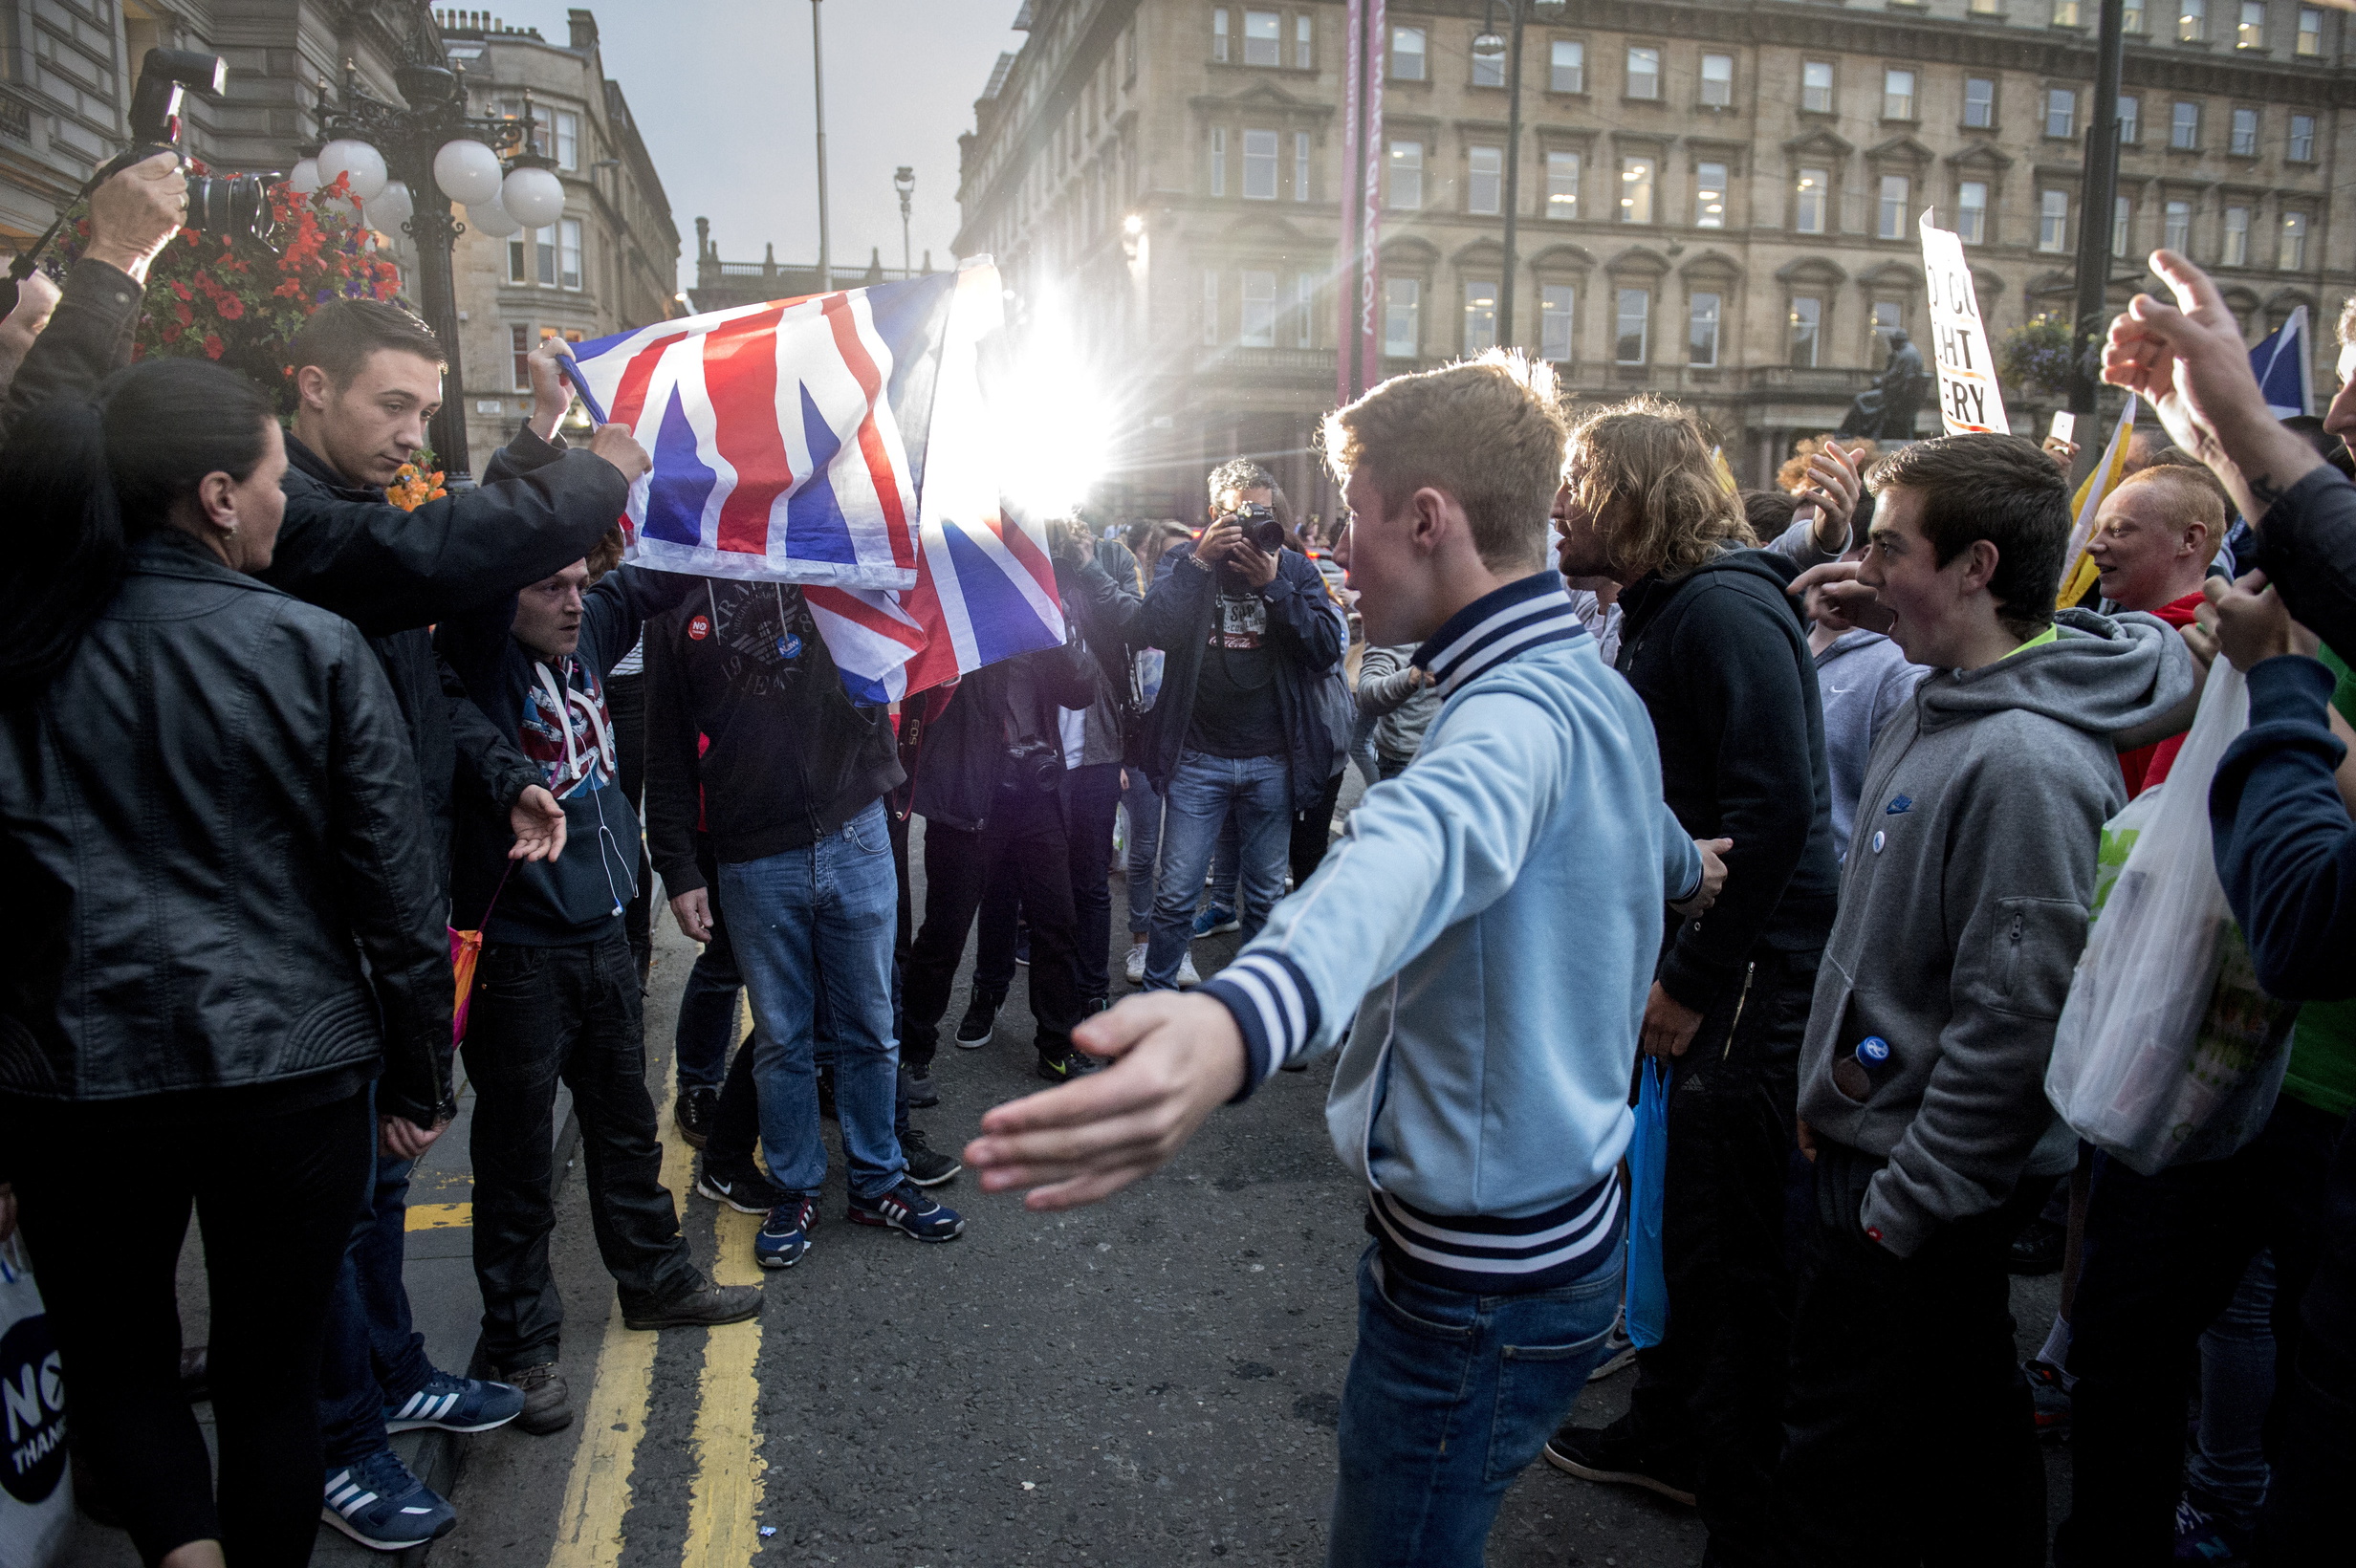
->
[545, 1057, 690, 1568]
[404, 1202, 472, 1230]
[685, 991, 769, 1563]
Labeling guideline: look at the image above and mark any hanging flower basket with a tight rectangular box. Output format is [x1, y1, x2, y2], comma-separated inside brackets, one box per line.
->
[1997, 314, 2099, 403]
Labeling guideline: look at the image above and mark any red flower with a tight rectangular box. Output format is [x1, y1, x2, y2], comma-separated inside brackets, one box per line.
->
[203, 335, 225, 360]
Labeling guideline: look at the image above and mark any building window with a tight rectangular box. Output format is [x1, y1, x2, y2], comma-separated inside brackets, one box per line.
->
[1202, 270, 1219, 344]
[1885, 70, 1916, 120]
[511, 323, 532, 391]
[509, 230, 531, 283]
[1879, 174, 1909, 240]
[1795, 166, 1828, 234]
[2125, 1, 2148, 28]
[1464, 278, 1498, 353]
[1694, 162, 1727, 228]
[2119, 95, 2140, 142]
[1613, 288, 1650, 364]
[2181, 0, 2208, 41]
[2054, 0, 2083, 21]
[2039, 188, 2070, 252]
[1210, 126, 1227, 196]
[1790, 295, 1822, 367]
[1391, 25, 1426, 80]
[553, 109, 579, 171]
[1384, 276, 1420, 358]
[1700, 54, 1733, 108]
[1964, 76, 1996, 129]
[1468, 145, 1503, 215]
[1243, 129, 1278, 198]
[1387, 141, 1422, 208]
[1959, 180, 1989, 244]
[2280, 209, 2310, 269]
[1626, 46, 1660, 100]
[2223, 204, 2249, 264]
[1295, 272, 1317, 347]
[1801, 60, 1834, 114]
[1212, 8, 1230, 63]
[1973, 0, 2002, 12]
[2299, 6, 2323, 55]
[1244, 10, 1280, 67]
[1620, 156, 1655, 223]
[2172, 100, 2201, 149]
[2238, 2, 2266, 49]
[1547, 150, 1581, 219]
[537, 228, 556, 288]
[2231, 106, 2258, 155]
[1541, 284, 1576, 361]
[2047, 88, 2078, 139]
[1295, 131, 1311, 200]
[1872, 298, 1906, 348]
[1689, 292, 1721, 367]
[1551, 39, 1585, 92]
[1296, 13, 1313, 70]
[2290, 113, 2316, 161]
[559, 218, 582, 289]
[2113, 196, 2133, 258]
[1472, 33, 1506, 87]
[1241, 269, 1276, 346]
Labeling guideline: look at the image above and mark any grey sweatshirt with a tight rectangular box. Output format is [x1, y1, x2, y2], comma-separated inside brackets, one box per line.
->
[1799, 608, 2195, 1257]
[1814, 630, 1929, 860]
[1357, 643, 1442, 761]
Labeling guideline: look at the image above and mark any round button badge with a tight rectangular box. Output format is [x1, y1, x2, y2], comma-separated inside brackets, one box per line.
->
[1871, 830, 1886, 854]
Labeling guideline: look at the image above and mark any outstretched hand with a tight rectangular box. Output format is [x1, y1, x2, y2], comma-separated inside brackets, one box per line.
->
[1789, 559, 1894, 636]
[1794, 442, 1862, 555]
[964, 991, 1248, 1210]
[509, 784, 568, 861]
[2198, 570, 2321, 671]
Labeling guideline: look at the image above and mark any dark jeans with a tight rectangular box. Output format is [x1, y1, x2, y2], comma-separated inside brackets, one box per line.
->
[905, 789, 1082, 1069]
[975, 762, 1123, 1005]
[2055, 1095, 2340, 1567]
[1290, 765, 1345, 887]
[675, 839, 742, 1091]
[2263, 1103, 2356, 1563]
[1776, 1147, 2049, 1568]
[463, 928, 699, 1366]
[317, 1098, 435, 1467]
[606, 669, 654, 982]
[1626, 947, 1816, 1567]
[6, 1090, 372, 1567]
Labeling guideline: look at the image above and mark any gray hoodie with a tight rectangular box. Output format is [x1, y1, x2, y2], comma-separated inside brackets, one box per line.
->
[1798, 608, 2195, 1257]
[1815, 630, 1929, 860]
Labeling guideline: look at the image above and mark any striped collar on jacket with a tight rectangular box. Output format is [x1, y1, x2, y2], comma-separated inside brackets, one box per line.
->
[1411, 571, 1587, 697]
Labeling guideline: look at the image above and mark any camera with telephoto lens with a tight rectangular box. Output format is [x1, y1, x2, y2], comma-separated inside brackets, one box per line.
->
[1003, 740, 1064, 795]
[1229, 501, 1287, 555]
[126, 49, 278, 250]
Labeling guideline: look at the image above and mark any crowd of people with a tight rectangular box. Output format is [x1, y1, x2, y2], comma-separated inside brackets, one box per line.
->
[0, 154, 2351, 1568]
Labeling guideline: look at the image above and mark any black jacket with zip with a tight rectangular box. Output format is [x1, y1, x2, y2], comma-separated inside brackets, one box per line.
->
[908, 639, 1102, 833]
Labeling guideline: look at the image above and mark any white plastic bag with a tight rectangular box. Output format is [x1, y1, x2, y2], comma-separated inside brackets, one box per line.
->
[2046, 660, 2295, 1175]
[0, 1236, 72, 1568]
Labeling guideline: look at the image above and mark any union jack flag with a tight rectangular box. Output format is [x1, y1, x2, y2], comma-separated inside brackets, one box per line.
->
[568, 259, 1063, 703]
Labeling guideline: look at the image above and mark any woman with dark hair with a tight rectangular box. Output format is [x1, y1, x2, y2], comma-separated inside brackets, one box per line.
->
[0, 359, 451, 1568]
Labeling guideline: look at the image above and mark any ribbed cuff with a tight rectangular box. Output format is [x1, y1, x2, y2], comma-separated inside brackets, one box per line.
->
[1199, 949, 1322, 1101]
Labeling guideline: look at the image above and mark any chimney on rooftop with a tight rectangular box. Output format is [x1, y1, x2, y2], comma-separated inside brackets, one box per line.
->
[569, 10, 599, 51]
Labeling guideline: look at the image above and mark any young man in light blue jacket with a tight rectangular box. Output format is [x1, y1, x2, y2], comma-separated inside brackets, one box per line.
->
[965, 353, 1724, 1568]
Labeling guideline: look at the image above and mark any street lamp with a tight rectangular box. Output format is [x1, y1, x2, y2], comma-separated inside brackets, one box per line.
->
[1478, 1, 1568, 352]
[895, 165, 915, 274]
[812, 0, 832, 291]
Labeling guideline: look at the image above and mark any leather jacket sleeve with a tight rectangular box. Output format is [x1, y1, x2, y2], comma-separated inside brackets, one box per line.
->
[445, 655, 540, 814]
[0, 260, 142, 440]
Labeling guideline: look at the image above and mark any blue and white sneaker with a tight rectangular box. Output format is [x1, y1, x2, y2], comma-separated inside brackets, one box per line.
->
[754, 1196, 818, 1269]
[382, 1367, 524, 1434]
[847, 1180, 966, 1242]
[322, 1448, 457, 1551]
[1191, 904, 1240, 939]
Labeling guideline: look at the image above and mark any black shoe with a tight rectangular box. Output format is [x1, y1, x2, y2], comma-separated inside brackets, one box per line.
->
[955, 991, 1003, 1049]
[497, 1361, 573, 1435]
[1542, 1416, 1697, 1508]
[1036, 1046, 1105, 1083]
[903, 1126, 962, 1187]
[817, 1064, 838, 1122]
[695, 1157, 789, 1215]
[673, 1085, 718, 1150]
[622, 1277, 764, 1332]
[901, 1061, 939, 1108]
[2008, 1216, 2066, 1275]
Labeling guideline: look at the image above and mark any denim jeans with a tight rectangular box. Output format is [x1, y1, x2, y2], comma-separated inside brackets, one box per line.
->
[715, 800, 905, 1200]
[1326, 1244, 1623, 1568]
[1145, 751, 1290, 990]
[2188, 1250, 2276, 1524]
[1121, 769, 1163, 937]
[317, 1095, 435, 1467]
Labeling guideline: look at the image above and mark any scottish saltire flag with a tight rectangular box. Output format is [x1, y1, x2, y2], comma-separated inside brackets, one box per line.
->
[2250, 305, 2313, 421]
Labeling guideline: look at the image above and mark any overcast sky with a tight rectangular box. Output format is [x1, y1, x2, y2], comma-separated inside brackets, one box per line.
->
[491, 1, 1026, 297]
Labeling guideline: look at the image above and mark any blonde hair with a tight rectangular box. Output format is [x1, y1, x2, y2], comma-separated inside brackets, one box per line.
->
[1566, 397, 1755, 579]
[1320, 350, 1569, 570]
[2112, 464, 2229, 564]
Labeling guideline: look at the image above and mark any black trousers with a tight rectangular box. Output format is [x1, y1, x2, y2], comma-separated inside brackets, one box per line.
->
[604, 670, 654, 983]
[903, 790, 1082, 1070]
[1289, 765, 1345, 887]
[2054, 1095, 2340, 1567]
[975, 762, 1123, 1006]
[1776, 1146, 2049, 1568]
[463, 928, 698, 1366]
[1626, 947, 1816, 1568]
[7, 1090, 372, 1567]
[2262, 1105, 2356, 1564]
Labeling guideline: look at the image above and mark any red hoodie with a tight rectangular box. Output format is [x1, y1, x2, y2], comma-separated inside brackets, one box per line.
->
[2119, 591, 2205, 795]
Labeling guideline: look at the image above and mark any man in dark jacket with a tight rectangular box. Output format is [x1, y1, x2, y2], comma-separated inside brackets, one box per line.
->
[1124, 460, 1345, 991]
[1542, 398, 1839, 1567]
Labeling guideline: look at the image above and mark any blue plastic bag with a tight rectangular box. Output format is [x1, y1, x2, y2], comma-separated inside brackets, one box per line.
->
[1624, 1056, 1670, 1349]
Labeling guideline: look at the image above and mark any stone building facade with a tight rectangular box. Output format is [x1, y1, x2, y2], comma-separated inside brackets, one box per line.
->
[956, 0, 2356, 519]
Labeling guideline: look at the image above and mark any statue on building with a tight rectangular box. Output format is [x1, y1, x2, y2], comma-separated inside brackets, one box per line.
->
[1838, 330, 1931, 441]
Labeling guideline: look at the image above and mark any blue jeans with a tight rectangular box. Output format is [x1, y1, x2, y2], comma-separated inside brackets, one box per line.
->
[1122, 769, 1163, 936]
[317, 1114, 433, 1467]
[715, 801, 905, 1200]
[2189, 1249, 2276, 1524]
[1328, 1245, 1623, 1568]
[1145, 751, 1289, 989]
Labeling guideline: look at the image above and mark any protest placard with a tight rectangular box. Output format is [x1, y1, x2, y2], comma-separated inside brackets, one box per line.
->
[1920, 211, 2009, 436]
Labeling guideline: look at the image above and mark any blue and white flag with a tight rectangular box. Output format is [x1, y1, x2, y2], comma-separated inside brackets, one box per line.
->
[2249, 305, 2313, 421]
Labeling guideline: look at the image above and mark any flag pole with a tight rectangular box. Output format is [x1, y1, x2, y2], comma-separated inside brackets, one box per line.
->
[812, 0, 832, 292]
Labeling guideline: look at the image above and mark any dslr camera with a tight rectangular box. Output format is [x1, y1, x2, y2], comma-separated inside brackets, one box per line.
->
[126, 50, 277, 249]
[1226, 501, 1288, 555]
[1003, 739, 1064, 795]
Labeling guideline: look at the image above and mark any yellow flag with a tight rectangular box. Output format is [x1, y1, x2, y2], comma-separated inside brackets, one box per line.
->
[1710, 445, 1739, 496]
[2058, 395, 2140, 606]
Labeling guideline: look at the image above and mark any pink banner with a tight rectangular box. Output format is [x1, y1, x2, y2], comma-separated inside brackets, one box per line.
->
[1337, 0, 1384, 405]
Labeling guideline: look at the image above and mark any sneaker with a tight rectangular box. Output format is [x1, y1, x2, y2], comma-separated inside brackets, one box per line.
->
[673, 1084, 718, 1150]
[382, 1368, 524, 1434]
[903, 1126, 963, 1187]
[322, 1448, 458, 1551]
[955, 991, 1002, 1049]
[901, 1061, 940, 1109]
[1014, 925, 1031, 966]
[1176, 952, 1201, 988]
[1586, 1309, 1638, 1383]
[1036, 1046, 1105, 1083]
[2025, 1358, 2072, 1441]
[496, 1361, 571, 1435]
[848, 1179, 966, 1242]
[695, 1157, 789, 1214]
[1191, 904, 1240, 939]
[621, 1277, 764, 1330]
[1542, 1416, 1697, 1508]
[2008, 1215, 2066, 1275]
[753, 1197, 818, 1269]
[2174, 1491, 2251, 1563]
[1124, 942, 1148, 985]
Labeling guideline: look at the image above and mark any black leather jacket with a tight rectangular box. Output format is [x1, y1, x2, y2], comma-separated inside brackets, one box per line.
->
[0, 534, 453, 1123]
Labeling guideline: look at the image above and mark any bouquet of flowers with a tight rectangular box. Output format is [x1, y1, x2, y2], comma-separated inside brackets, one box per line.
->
[386, 449, 447, 512]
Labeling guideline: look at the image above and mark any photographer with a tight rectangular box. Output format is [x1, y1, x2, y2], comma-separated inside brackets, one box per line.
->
[1125, 460, 1345, 991]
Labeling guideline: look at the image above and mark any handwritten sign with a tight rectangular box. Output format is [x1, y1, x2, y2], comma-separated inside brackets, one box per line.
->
[1920, 211, 2009, 436]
